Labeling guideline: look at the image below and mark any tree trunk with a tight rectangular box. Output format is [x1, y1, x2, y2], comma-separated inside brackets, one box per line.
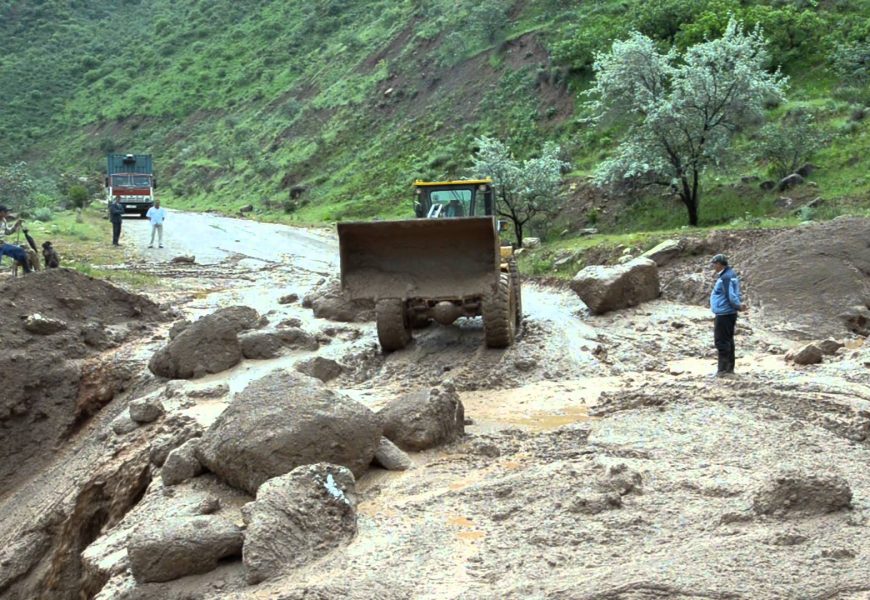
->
[679, 174, 700, 226]
[514, 220, 523, 248]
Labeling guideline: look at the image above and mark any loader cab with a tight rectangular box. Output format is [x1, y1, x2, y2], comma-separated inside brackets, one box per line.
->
[413, 179, 494, 219]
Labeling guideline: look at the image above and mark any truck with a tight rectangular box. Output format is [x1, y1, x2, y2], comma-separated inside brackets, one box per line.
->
[105, 153, 156, 217]
[337, 179, 521, 352]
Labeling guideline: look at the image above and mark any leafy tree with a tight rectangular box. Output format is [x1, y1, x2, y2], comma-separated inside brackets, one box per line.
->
[471, 136, 567, 248]
[587, 19, 787, 226]
[0, 161, 36, 214]
[755, 110, 826, 179]
[67, 183, 89, 209]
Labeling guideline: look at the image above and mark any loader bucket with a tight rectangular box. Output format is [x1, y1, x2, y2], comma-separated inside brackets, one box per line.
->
[338, 217, 500, 301]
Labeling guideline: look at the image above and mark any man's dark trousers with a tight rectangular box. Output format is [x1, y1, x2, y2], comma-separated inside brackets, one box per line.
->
[714, 313, 737, 373]
[112, 219, 122, 245]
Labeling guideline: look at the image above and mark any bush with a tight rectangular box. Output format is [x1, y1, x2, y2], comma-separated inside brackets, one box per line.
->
[68, 184, 89, 209]
[754, 110, 826, 179]
[33, 207, 53, 222]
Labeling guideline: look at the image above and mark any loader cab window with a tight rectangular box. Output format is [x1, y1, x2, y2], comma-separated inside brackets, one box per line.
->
[429, 189, 472, 218]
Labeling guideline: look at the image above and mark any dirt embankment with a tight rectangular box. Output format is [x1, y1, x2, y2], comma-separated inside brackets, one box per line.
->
[0, 269, 164, 494]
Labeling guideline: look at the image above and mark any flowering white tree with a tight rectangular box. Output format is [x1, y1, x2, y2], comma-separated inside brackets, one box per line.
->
[587, 18, 787, 225]
[472, 136, 567, 247]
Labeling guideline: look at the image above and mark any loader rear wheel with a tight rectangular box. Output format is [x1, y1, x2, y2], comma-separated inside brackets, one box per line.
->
[376, 299, 411, 352]
[508, 257, 522, 328]
[483, 273, 516, 348]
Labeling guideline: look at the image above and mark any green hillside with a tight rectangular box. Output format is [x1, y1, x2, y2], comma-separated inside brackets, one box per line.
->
[1, 0, 868, 234]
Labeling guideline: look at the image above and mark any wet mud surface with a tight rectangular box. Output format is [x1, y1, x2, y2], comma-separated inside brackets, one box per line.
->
[1, 212, 868, 599]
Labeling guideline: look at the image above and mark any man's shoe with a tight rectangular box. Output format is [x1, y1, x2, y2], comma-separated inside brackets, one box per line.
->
[715, 371, 735, 378]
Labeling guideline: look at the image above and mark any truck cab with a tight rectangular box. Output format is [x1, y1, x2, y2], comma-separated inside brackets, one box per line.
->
[105, 154, 156, 217]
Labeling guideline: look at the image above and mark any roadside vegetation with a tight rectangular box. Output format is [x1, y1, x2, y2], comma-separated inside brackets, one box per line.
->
[0, 0, 867, 267]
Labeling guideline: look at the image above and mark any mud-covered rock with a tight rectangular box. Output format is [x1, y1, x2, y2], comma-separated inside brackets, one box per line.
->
[239, 331, 284, 359]
[378, 384, 465, 451]
[128, 516, 243, 583]
[640, 239, 683, 267]
[23, 313, 68, 335]
[304, 280, 375, 323]
[162, 439, 203, 486]
[196, 371, 381, 494]
[295, 356, 343, 382]
[817, 338, 844, 355]
[570, 258, 660, 315]
[373, 437, 414, 470]
[752, 471, 852, 517]
[786, 343, 823, 365]
[276, 326, 319, 350]
[148, 306, 260, 379]
[661, 272, 711, 306]
[278, 293, 299, 304]
[129, 397, 165, 423]
[243, 463, 357, 584]
[149, 415, 204, 467]
[111, 413, 140, 435]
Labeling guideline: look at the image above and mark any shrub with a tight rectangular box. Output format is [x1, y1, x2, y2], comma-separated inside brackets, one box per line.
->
[754, 111, 826, 179]
[33, 207, 53, 222]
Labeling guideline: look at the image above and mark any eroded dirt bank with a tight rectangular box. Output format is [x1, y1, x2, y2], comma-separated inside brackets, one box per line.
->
[1, 214, 868, 600]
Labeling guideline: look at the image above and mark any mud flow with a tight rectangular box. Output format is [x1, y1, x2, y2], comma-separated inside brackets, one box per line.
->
[1, 213, 868, 600]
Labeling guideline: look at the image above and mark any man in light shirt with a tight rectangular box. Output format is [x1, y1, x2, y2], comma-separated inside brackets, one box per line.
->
[146, 199, 167, 248]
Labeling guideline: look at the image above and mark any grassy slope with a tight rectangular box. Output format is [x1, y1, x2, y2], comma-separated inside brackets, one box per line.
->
[0, 0, 867, 250]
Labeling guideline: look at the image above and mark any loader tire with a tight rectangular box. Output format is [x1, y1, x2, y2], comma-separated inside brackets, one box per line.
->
[508, 257, 522, 328]
[376, 299, 411, 352]
[483, 273, 516, 348]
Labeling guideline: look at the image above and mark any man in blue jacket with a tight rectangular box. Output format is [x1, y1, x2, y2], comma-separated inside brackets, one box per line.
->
[710, 254, 747, 376]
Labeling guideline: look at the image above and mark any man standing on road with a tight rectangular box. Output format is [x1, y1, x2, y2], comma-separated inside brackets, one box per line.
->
[146, 199, 166, 248]
[710, 254, 747, 377]
[0, 204, 30, 273]
[109, 197, 125, 246]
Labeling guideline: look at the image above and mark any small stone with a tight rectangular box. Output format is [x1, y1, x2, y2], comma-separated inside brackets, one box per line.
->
[111, 414, 140, 435]
[129, 397, 165, 424]
[170, 255, 196, 264]
[278, 293, 299, 305]
[372, 437, 414, 471]
[24, 314, 67, 335]
[816, 339, 844, 355]
[295, 356, 343, 382]
[785, 343, 823, 365]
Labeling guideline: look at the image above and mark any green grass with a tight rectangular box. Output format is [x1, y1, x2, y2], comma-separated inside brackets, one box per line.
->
[0, 0, 867, 249]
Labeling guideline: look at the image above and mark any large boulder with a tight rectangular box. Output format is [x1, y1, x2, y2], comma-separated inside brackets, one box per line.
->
[127, 516, 243, 583]
[196, 371, 381, 495]
[377, 384, 465, 451]
[243, 463, 357, 584]
[640, 239, 683, 267]
[148, 306, 260, 379]
[752, 471, 852, 517]
[570, 258, 660, 315]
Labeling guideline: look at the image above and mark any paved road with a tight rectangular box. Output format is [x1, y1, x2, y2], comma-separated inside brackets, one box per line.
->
[117, 210, 337, 271]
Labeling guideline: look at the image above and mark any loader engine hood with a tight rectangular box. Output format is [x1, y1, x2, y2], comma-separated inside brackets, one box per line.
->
[338, 217, 500, 301]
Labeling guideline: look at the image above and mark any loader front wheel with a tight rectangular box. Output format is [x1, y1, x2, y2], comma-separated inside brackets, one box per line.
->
[508, 257, 522, 328]
[376, 299, 411, 352]
[483, 273, 516, 348]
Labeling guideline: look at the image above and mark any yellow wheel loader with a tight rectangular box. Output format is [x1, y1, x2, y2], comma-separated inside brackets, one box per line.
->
[338, 179, 521, 352]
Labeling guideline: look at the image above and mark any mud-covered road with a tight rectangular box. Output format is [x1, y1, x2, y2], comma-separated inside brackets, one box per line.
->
[2, 213, 869, 600]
